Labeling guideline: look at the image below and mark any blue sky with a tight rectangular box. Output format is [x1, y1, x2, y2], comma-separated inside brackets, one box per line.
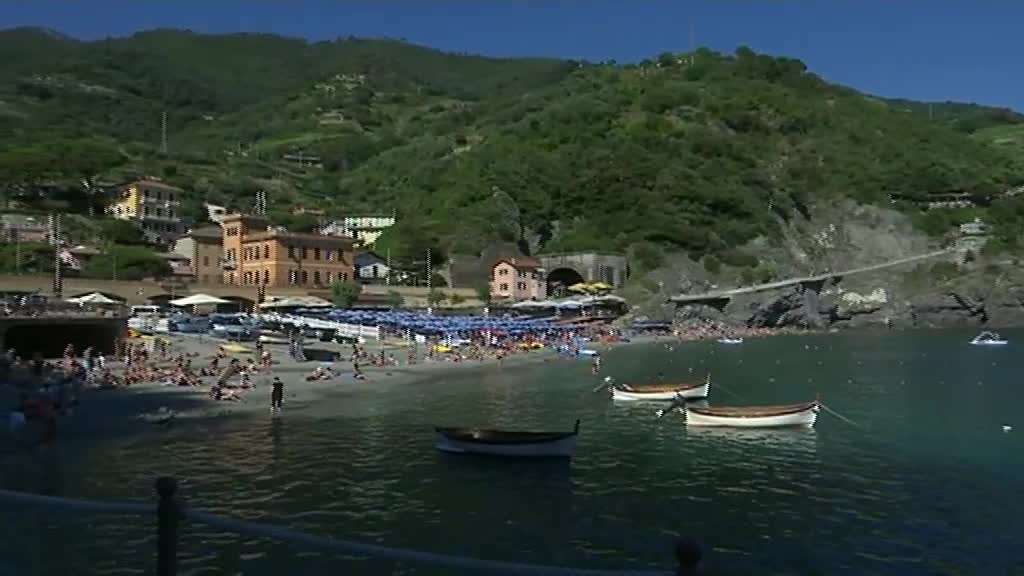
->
[1, 0, 1019, 110]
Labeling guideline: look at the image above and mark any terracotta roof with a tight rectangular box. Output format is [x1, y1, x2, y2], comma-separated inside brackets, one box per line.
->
[494, 256, 542, 270]
[186, 226, 223, 240]
[131, 179, 182, 192]
[244, 230, 355, 245]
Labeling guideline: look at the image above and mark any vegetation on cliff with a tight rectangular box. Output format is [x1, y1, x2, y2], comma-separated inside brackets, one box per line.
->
[1, 28, 1023, 270]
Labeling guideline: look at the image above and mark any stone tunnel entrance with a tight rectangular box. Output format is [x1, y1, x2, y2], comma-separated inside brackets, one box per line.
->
[546, 268, 585, 298]
[4, 320, 124, 357]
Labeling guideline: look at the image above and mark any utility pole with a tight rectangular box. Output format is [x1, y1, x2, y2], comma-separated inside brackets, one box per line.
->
[50, 213, 62, 299]
[426, 248, 433, 315]
[160, 111, 168, 155]
[385, 247, 392, 286]
[13, 231, 21, 275]
[254, 190, 267, 216]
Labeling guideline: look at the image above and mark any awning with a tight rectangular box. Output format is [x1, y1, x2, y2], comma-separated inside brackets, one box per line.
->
[169, 294, 231, 306]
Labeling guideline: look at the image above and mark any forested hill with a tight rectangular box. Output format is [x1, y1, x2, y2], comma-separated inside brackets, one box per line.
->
[1, 27, 1023, 268]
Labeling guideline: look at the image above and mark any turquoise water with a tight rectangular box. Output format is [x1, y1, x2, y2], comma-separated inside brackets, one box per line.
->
[3, 329, 1024, 575]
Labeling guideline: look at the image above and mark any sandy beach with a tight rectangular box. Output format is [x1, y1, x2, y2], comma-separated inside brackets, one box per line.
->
[0, 332, 663, 445]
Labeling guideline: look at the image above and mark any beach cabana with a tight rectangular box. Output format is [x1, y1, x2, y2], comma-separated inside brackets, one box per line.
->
[67, 292, 122, 305]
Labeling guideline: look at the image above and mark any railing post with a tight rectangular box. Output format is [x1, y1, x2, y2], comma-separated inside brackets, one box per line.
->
[155, 476, 179, 576]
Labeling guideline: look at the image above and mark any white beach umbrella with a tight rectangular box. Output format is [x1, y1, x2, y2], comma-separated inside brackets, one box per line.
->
[169, 294, 231, 307]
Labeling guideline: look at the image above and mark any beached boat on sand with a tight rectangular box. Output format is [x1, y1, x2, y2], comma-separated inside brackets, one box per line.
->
[434, 420, 579, 458]
[612, 379, 710, 401]
[970, 331, 1008, 346]
[685, 401, 819, 428]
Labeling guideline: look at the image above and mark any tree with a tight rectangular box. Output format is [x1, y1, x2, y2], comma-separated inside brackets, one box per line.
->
[474, 282, 492, 305]
[384, 290, 404, 308]
[98, 219, 147, 245]
[427, 289, 446, 307]
[0, 242, 54, 274]
[81, 245, 171, 280]
[331, 280, 361, 309]
[448, 292, 466, 306]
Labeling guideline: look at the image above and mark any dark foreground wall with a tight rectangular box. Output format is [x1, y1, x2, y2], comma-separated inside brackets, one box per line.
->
[2, 319, 125, 357]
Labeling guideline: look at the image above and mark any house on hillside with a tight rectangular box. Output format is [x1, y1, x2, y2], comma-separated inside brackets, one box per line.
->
[354, 252, 390, 282]
[321, 216, 395, 246]
[174, 226, 223, 284]
[490, 257, 546, 302]
[106, 179, 185, 246]
[59, 245, 101, 272]
[220, 213, 355, 288]
[0, 214, 50, 243]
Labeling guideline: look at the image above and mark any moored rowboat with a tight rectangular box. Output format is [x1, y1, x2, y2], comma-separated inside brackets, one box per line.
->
[434, 420, 579, 458]
[685, 401, 819, 428]
[612, 379, 709, 401]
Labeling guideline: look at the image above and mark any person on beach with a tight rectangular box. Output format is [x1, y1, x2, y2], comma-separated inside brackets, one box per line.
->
[270, 377, 284, 414]
[260, 349, 272, 369]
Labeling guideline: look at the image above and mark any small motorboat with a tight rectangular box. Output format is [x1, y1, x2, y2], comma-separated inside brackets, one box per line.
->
[685, 401, 820, 428]
[612, 377, 710, 401]
[970, 331, 1008, 346]
[717, 337, 744, 345]
[434, 420, 579, 458]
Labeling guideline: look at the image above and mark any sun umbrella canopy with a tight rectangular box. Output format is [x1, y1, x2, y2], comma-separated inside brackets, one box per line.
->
[169, 294, 231, 306]
[67, 292, 122, 305]
[260, 296, 333, 309]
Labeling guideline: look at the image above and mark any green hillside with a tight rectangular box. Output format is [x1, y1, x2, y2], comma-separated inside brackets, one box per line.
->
[1, 28, 1023, 270]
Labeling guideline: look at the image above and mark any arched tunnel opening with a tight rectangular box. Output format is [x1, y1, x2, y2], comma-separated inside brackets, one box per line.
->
[5, 322, 123, 358]
[546, 268, 586, 298]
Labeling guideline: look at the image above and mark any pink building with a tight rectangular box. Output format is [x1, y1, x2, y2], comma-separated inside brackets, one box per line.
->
[490, 257, 546, 301]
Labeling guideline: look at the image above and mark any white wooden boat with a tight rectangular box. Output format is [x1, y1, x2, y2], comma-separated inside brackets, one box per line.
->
[970, 331, 1008, 346]
[717, 337, 744, 345]
[685, 401, 819, 428]
[612, 379, 709, 401]
[434, 420, 579, 458]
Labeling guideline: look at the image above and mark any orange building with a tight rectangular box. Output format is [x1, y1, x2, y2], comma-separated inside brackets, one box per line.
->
[221, 214, 355, 287]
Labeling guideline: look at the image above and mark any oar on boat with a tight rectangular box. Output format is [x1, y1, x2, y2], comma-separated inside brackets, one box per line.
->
[591, 376, 614, 393]
[655, 394, 688, 418]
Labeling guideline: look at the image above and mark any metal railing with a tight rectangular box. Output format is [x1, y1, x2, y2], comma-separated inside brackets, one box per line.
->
[0, 478, 678, 575]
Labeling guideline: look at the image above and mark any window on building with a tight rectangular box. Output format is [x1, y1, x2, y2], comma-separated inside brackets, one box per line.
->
[288, 270, 298, 285]
[301, 247, 308, 260]
[228, 273, 235, 284]
[517, 270, 526, 278]
[313, 247, 321, 260]
[325, 250, 333, 261]
[263, 244, 270, 259]
[202, 256, 209, 266]
[371, 265, 379, 278]
[341, 272, 349, 282]
[325, 271, 333, 284]
[264, 269, 270, 284]
[499, 283, 509, 291]
[301, 270, 309, 284]
[313, 271, 321, 285]
[498, 268, 508, 276]
[517, 282, 526, 290]
[244, 271, 251, 284]
[288, 246, 295, 259]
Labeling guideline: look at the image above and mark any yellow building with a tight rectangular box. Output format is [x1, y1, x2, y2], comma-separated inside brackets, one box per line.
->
[106, 179, 184, 246]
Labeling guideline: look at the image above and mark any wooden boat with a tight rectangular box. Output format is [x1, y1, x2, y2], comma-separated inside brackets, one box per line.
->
[685, 401, 819, 428]
[434, 420, 579, 458]
[970, 331, 1008, 346]
[612, 378, 709, 401]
